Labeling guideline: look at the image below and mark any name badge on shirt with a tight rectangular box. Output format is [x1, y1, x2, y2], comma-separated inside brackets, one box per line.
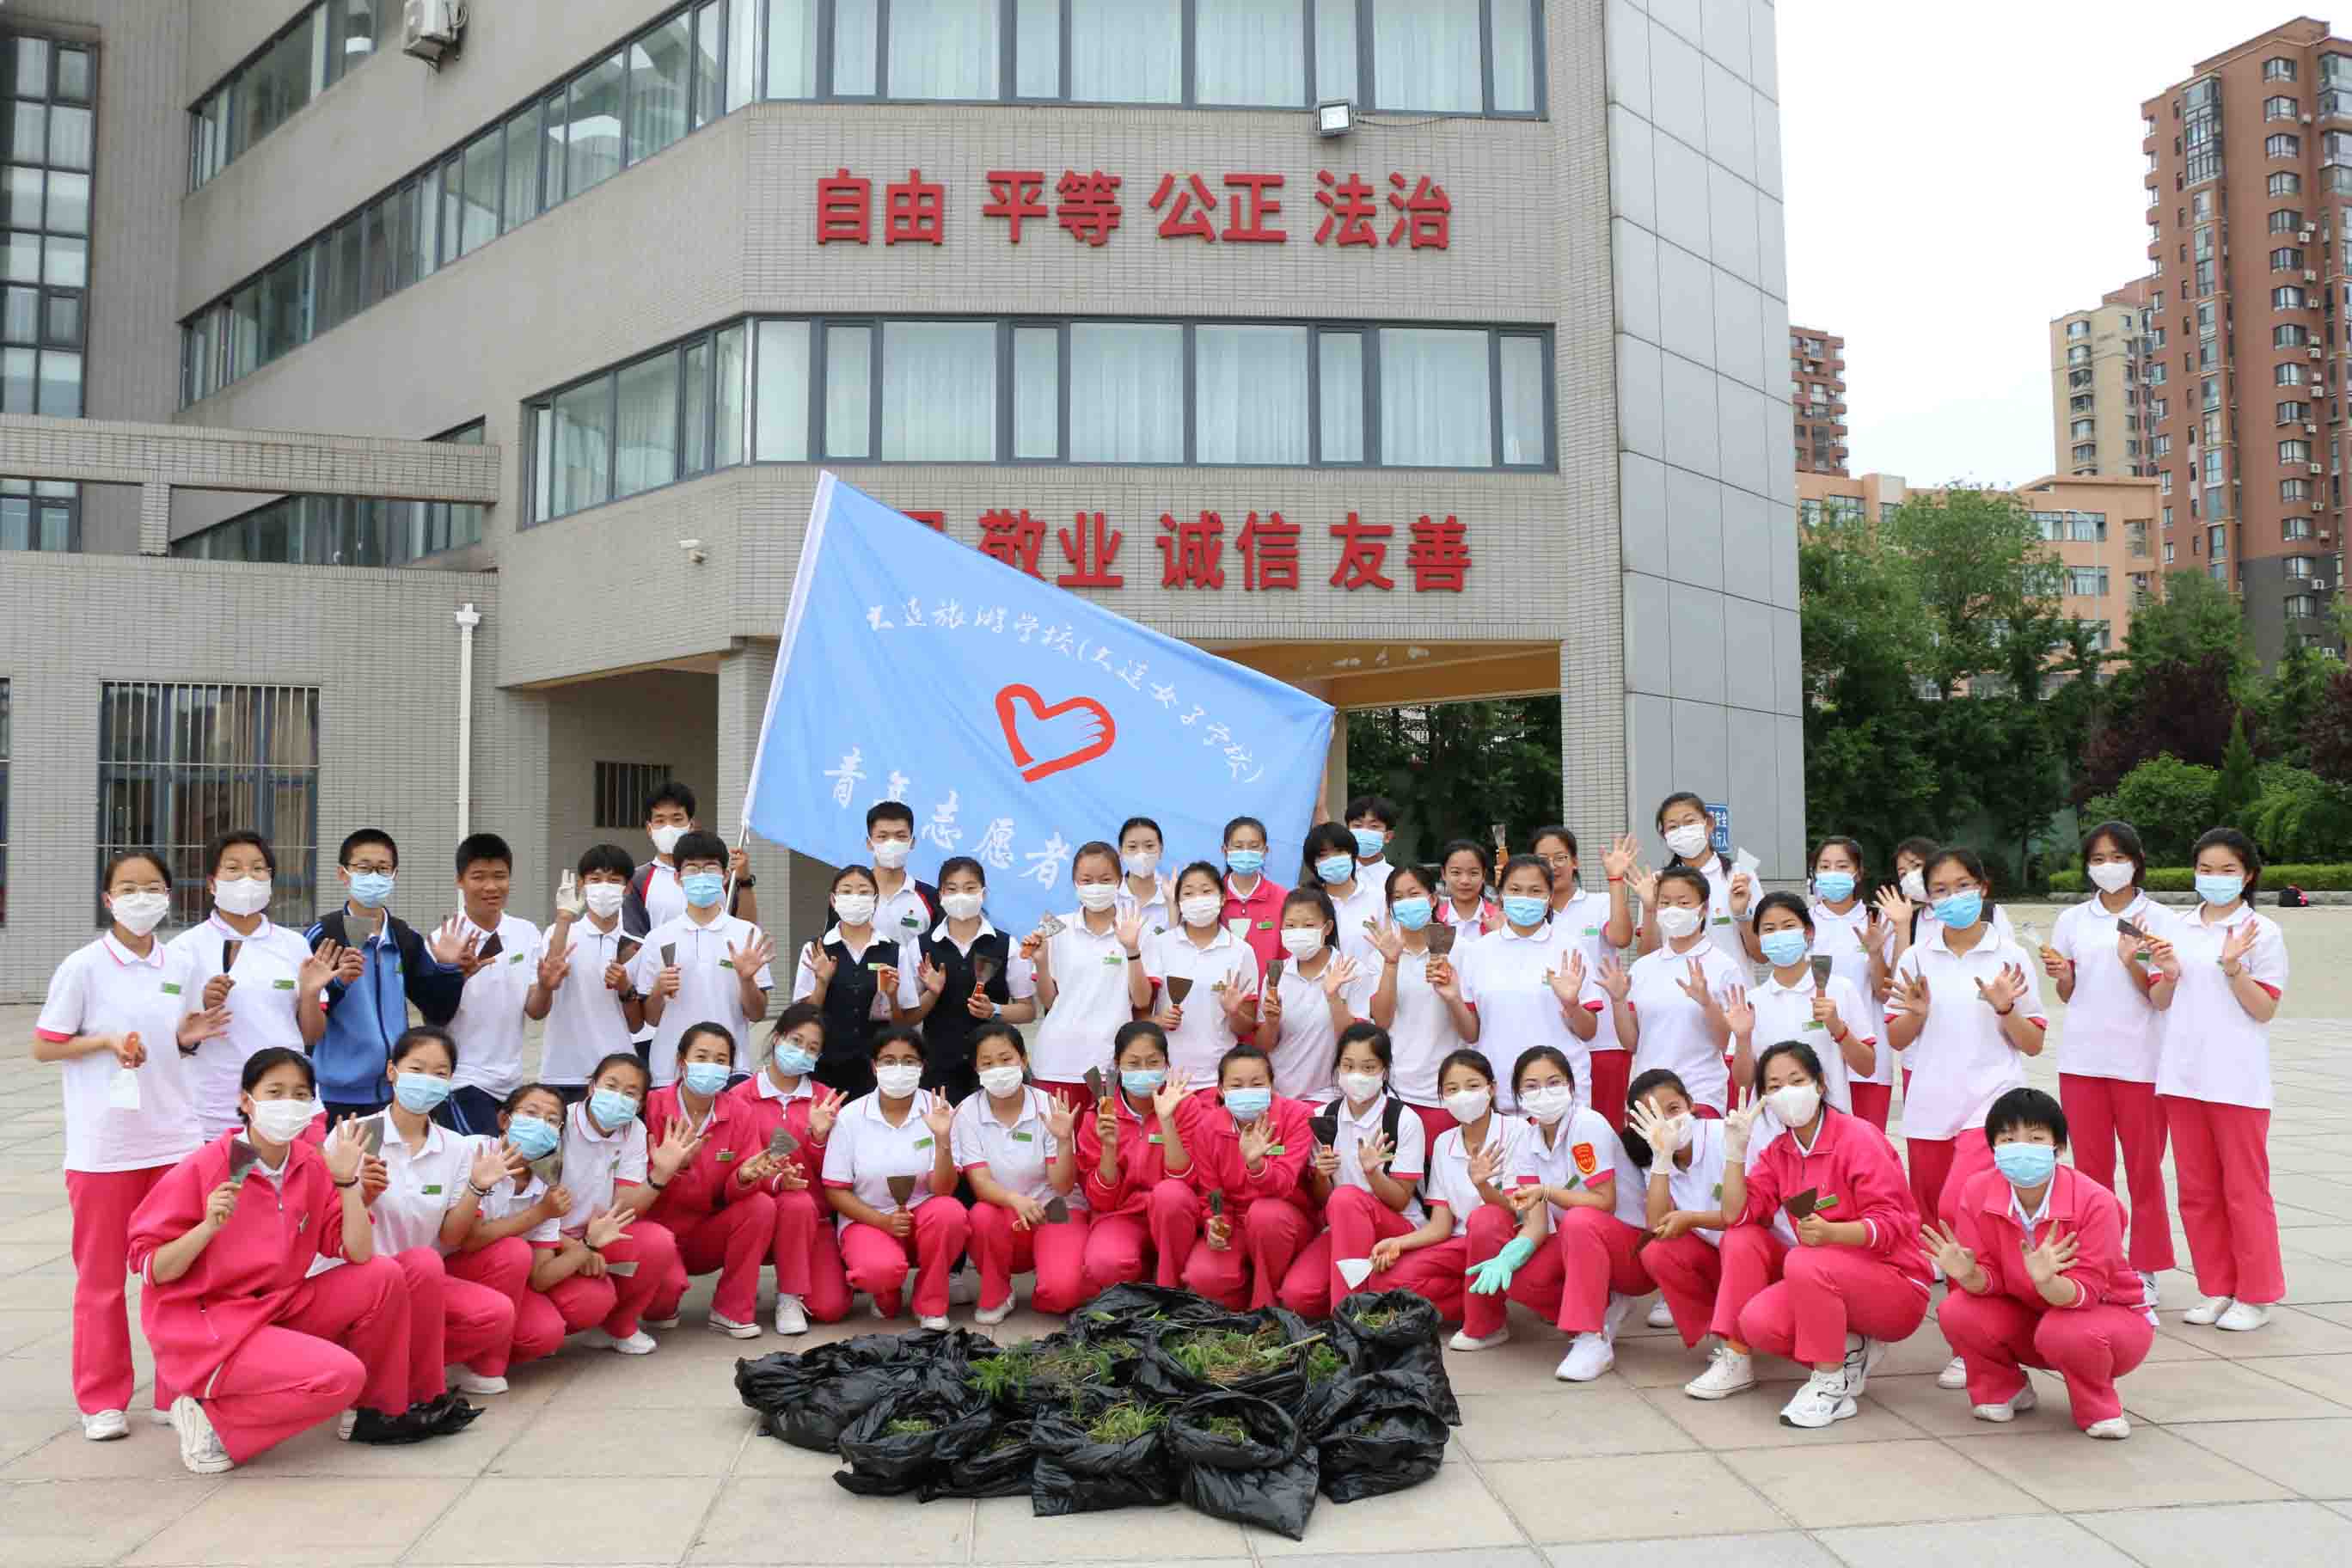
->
[421, 1184, 444, 1196]
[1148, 1134, 1165, 1145]
[1256, 920, 1273, 931]
[161, 982, 182, 995]
[1712, 1182, 1723, 1201]
[720, 959, 736, 970]
[901, 913, 923, 929]
[507, 951, 527, 964]
[1712, 915, 1731, 927]
[1010, 1130, 1034, 1142]
[1101, 953, 1124, 967]
[273, 977, 297, 989]
[717, 1149, 736, 1162]
[912, 1136, 934, 1150]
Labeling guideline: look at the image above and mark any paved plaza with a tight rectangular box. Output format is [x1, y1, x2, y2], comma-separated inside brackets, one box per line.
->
[3, 904, 2350, 1567]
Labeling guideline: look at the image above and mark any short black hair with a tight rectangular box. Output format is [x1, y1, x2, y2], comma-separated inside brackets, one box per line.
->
[455, 832, 511, 878]
[1333, 1020, 1391, 1071]
[1527, 824, 1577, 862]
[1344, 795, 1400, 830]
[577, 842, 637, 881]
[673, 830, 729, 868]
[1222, 815, 1267, 847]
[1749, 890, 1812, 934]
[1117, 816, 1163, 845]
[1216, 1042, 1274, 1085]
[2191, 826, 2263, 895]
[390, 1025, 458, 1069]
[588, 1052, 651, 1099]
[1511, 1044, 1575, 1097]
[101, 847, 171, 889]
[205, 829, 276, 880]
[1436, 1047, 1496, 1090]
[870, 1023, 924, 1062]
[2079, 820, 2146, 889]
[677, 1020, 737, 1061]
[1113, 1019, 1170, 1067]
[1755, 1039, 1825, 1090]
[971, 1020, 1026, 1061]
[645, 780, 695, 820]
[1620, 1067, 1694, 1167]
[866, 800, 915, 835]
[240, 1046, 315, 1099]
[1893, 836, 1939, 867]
[1983, 1087, 2068, 1148]
[1301, 821, 1357, 882]
[937, 854, 985, 889]
[1279, 885, 1338, 951]
[339, 828, 397, 869]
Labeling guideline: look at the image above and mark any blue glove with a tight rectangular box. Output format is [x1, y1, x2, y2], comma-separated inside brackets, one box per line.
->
[1467, 1235, 1537, 1295]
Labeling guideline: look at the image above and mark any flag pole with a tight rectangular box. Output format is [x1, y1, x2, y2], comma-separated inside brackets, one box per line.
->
[728, 471, 839, 910]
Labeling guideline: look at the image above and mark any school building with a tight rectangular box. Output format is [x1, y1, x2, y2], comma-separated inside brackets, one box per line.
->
[0, 0, 1799, 1001]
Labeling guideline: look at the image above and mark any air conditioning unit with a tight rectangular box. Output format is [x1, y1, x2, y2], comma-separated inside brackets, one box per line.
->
[2304, 228, 2318, 242]
[2314, 345, 2327, 357]
[2307, 113, 2318, 123]
[2311, 269, 2324, 282]
[2315, 500, 2328, 511]
[2323, 529, 2335, 540]
[2313, 462, 2327, 473]
[2310, 421, 2323, 432]
[402, 0, 468, 67]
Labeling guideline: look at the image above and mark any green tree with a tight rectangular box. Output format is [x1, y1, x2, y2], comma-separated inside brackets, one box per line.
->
[1345, 699, 1561, 864]
[1879, 487, 2074, 700]
[2257, 641, 2342, 769]
[2215, 713, 2261, 829]
[2113, 570, 2256, 707]
[2080, 756, 2220, 864]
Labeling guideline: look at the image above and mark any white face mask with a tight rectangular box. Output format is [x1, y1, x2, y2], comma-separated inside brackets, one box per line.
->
[1122, 851, 1160, 879]
[1654, 1112, 1694, 1152]
[1443, 1087, 1491, 1124]
[1179, 895, 1222, 928]
[1655, 904, 1703, 940]
[1520, 1084, 1576, 1124]
[1664, 824, 1710, 860]
[247, 1096, 315, 1144]
[872, 838, 912, 870]
[1278, 928, 1324, 958]
[874, 1063, 923, 1098]
[1075, 883, 1119, 911]
[649, 823, 686, 855]
[1899, 868, 1927, 901]
[211, 877, 272, 917]
[1767, 1083, 1822, 1128]
[977, 1064, 1026, 1098]
[110, 891, 171, 937]
[833, 892, 877, 925]
[583, 883, 626, 918]
[940, 891, 983, 921]
[2087, 861, 2136, 895]
[1337, 1069, 1386, 1103]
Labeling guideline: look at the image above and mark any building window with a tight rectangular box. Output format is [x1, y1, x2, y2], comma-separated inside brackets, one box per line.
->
[2269, 94, 2301, 119]
[2273, 172, 2306, 197]
[0, 677, 8, 926]
[1798, 498, 1823, 529]
[3, 33, 92, 419]
[2071, 442, 2097, 463]
[2266, 57, 2299, 82]
[2280, 363, 2308, 385]
[2272, 207, 2307, 233]
[169, 421, 487, 564]
[2153, 433, 2171, 457]
[190, 2, 383, 191]
[2279, 324, 2312, 346]
[0, 474, 77, 550]
[2287, 554, 2319, 577]
[2066, 319, 2090, 339]
[2165, 541, 2176, 563]
[2284, 439, 2315, 463]
[2282, 399, 2314, 422]
[2270, 132, 2305, 159]
[595, 761, 673, 829]
[2288, 515, 2315, 538]
[2284, 477, 2315, 501]
[2070, 418, 2095, 439]
[2067, 343, 2091, 365]
[2275, 247, 2307, 272]
[96, 683, 321, 928]
[2276, 285, 2310, 309]
[2288, 593, 2319, 617]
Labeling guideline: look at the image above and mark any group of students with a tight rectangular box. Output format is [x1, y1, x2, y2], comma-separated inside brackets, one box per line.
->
[36, 783, 2290, 1474]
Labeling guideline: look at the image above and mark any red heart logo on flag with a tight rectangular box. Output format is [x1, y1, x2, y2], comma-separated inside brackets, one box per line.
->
[995, 684, 1118, 782]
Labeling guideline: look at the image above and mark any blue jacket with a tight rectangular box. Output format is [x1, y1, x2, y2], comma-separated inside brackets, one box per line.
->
[302, 908, 464, 1105]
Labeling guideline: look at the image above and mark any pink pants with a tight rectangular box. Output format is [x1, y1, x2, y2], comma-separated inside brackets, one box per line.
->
[2161, 1095, 2284, 1305]
[1385, 1204, 1518, 1337]
[968, 1202, 1093, 1314]
[2061, 1075, 2174, 1273]
[561, 1221, 678, 1337]
[65, 1165, 174, 1416]
[1281, 1185, 1416, 1318]
[654, 1195, 777, 1325]
[389, 1247, 516, 1401]
[445, 1239, 534, 1367]
[768, 1188, 853, 1321]
[1849, 1082, 1892, 1132]
[841, 1200, 971, 1319]
[1938, 1289, 2153, 1427]
[1737, 1244, 1930, 1368]
[203, 1254, 410, 1464]
[1183, 1200, 1314, 1310]
[1642, 1231, 1725, 1347]
[536, 1270, 618, 1354]
[1906, 1131, 1996, 1231]
[1588, 1049, 1632, 1130]
[1081, 1179, 1199, 1295]
[1529, 1207, 1656, 1334]
[1716, 1226, 1788, 1344]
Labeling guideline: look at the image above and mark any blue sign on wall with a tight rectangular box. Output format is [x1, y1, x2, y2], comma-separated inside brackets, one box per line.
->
[1705, 803, 1732, 857]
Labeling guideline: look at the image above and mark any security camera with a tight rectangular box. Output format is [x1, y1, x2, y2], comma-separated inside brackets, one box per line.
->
[678, 537, 706, 565]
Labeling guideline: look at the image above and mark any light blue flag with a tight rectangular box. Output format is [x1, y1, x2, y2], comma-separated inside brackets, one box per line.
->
[744, 474, 1335, 937]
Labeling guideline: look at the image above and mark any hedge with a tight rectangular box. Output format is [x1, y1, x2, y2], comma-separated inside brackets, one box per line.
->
[2047, 865, 2352, 893]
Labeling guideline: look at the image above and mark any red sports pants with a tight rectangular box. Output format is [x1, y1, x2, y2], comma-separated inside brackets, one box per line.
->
[1280, 1185, 1415, 1318]
[65, 1165, 174, 1416]
[967, 1201, 1092, 1314]
[1184, 1200, 1314, 1311]
[2161, 1095, 2283, 1305]
[201, 1254, 410, 1464]
[2060, 1075, 2174, 1274]
[653, 1195, 777, 1325]
[767, 1187, 853, 1321]
[1938, 1289, 2153, 1427]
[840, 1200, 970, 1319]
[1081, 1179, 1199, 1295]
[1736, 1244, 1929, 1367]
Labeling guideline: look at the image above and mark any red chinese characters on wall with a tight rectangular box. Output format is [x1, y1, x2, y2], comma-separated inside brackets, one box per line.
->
[899, 505, 1471, 593]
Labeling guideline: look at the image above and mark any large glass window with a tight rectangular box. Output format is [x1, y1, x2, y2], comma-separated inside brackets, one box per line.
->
[1070, 322, 1184, 461]
[502, 101, 543, 234]
[459, 129, 503, 255]
[1074, 0, 1181, 103]
[6, 35, 89, 413]
[881, 322, 995, 460]
[615, 352, 680, 498]
[0, 475, 75, 552]
[552, 377, 614, 516]
[1197, 0, 1305, 107]
[824, 325, 873, 458]
[1379, 328, 1491, 467]
[1195, 326, 1308, 463]
[1013, 326, 1059, 457]
[1373, 0, 1482, 113]
[567, 52, 627, 197]
[889, 0, 1000, 100]
[1318, 330, 1364, 462]
[0, 677, 8, 923]
[192, 3, 379, 190]
[1498, 334, 1545, 464]
[755, 320, 811, 461]
[628, 14, 693, 162]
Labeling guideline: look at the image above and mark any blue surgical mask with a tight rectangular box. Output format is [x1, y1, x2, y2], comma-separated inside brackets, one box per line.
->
[1351, 828, 1386, 858]
[1314, 854, 1355, 885]
[392, 1072, 450, 1113]
[505, 1113, 560, 1160]
[1932, 890, 1983, 929]
[1121, 1069, 1167, 1096]
[1502, 895, 1547, 928]
[682, 872, 726, 909]
[682, 1062, 731, 1097]
[1391, 896, 1433, 932]
[589, 1088, 639, 1130]
[1760, 929, 1810, 968]
[2195, 873, 2245, 906]
[348, 871, 395, 909]
[1225, 849, 1264, 877]
[1992, 1142, 2058, 1188]
[1223, 1087, 1272, 1123]
[771, 1044, 819, 1077]
[1813, 871, 1855, 903]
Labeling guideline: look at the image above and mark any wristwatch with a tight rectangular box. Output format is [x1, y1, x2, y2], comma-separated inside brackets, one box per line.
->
[738, 874, 756, 889]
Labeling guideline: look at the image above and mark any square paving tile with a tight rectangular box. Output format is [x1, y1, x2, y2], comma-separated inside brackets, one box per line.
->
[2076, 1499, 2352, 1566]
[1453, 1386, 1699, 1458]
[1258, 1455, 1523, 1556]
[2116, 1357, 2350, 1422]
[1485, 1453, 1775, 1542]
[1546, 1534, 1836, 1568]
[1949, 1425, 2291, 1511]
[1813, 1514, 2142, 1568]
[1638, 1379, 1927, 1449]
[1, 1478, 224, 1567]
[411, 1476, 720, 1564]
[122, 1477, 470, 1565]
[967, 1498, 1247, 1563]
[2171, 1418, 2352, 1498]
[1720, 1439, 2046, 1528]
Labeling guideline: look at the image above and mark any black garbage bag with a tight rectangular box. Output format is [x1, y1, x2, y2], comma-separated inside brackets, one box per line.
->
[1133, 1308, 1320, 1406]
[919, 1418, 1035, 1502]
[739, 1327, 1000, 1452]
[1027, 1395, 1179, 1515]
[1328, 1288, 1461, 1425]
[963, 1329, 1134, 1413]
[775, 1363, 916, 1453]
[1167, 1393, 1320, 1540]
[1315, 1369, 1449, 1503]
[1068, 1282, 1230, 1332]
[833, 1386, 997, 1497]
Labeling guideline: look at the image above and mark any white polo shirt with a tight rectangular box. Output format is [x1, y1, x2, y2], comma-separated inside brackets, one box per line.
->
[1455, 920, 1603, 1114]
[1144, 924, 1262, 1084]
[168, 913, 317, 1137]
[872, 874, 937, 946]
[1424, 1114, 1532, 1236]
[1811, 901, 1895, 1085]
[629, 910, 775, 1087]
[1263, 952, 1375, 1103]
[1888, 924, 2045, 1139]
[820, 1088, 951, 1232]
[446, 911, 545, 1100]
[362, 1112, 475, 1255]
[1649, 1115, 1745, 1247]
[556, 1096, 648, 1233]
[1115, 873, 1174, 940]
[2149, 903, 2288, 1110]
[1314, 1091, 1428, 1224]
[36, 934, 205, 1173]
[473, 1148, 559, 1246]
[538, 915, 641, 1087]
[1377, 946, 1463, 1108]
[1553, 886, 1627, 1045]
[791, 925, 922, 1020]
[950, 1086, 1063, 1204]
[1030, 911, 1140, 1084]
[1669, 853, 1754, 974]
[1745, 970, 1876, 1112]
[1322, 875, 1390, 971]
[1516, 1106, 1637, 1225]
[1624, 940, 1748, 1113]
[2050, 892, 2163, 1085]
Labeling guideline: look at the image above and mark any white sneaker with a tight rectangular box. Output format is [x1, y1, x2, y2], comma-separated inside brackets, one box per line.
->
[1843, 1332, 1888, 1399]
[1971, 1381, 2037, 1423]
[1647, 1298, 1676, 1330]
[1555, 1332, 1615, 1382]
[2216, 1301, 2272, 1332]
[1683, 1346, 1756, 1400]
[337, 1408, 358, 1442]
[917, 1314, 950, 1331]
[2184, 1295, 2234, 1326]
[448, 1366, 507, 1396]
[149, 1407, 174, 1427]
[1778, 1368, 1859, 1430]
[1937, 1355, 1969, 1390]
[946, 1270, 982, 1307]
[170, 1395, 233, 1475]
[640, 1315, 681, 1330]
[774, 1295, 809, 1336]
[1448, 1325, 1511, 1352]
[1602, 1291, 1637, 1338]
[2086, 1415, 2131, 1440]
[581, 1327, 658, 1354]
[708, 1313, 762, 1339]
[81, 1409, 127, 1442]
[975, 1296, 1016, 1326]
[2137, 1271, 2161, 1307]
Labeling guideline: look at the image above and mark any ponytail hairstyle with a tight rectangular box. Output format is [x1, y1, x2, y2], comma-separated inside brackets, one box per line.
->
[1655, 792, 1711, 867]
[1278, 885, 1338, 952]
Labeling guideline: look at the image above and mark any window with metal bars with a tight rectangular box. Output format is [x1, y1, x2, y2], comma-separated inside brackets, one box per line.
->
[595, 761, 673, 830]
